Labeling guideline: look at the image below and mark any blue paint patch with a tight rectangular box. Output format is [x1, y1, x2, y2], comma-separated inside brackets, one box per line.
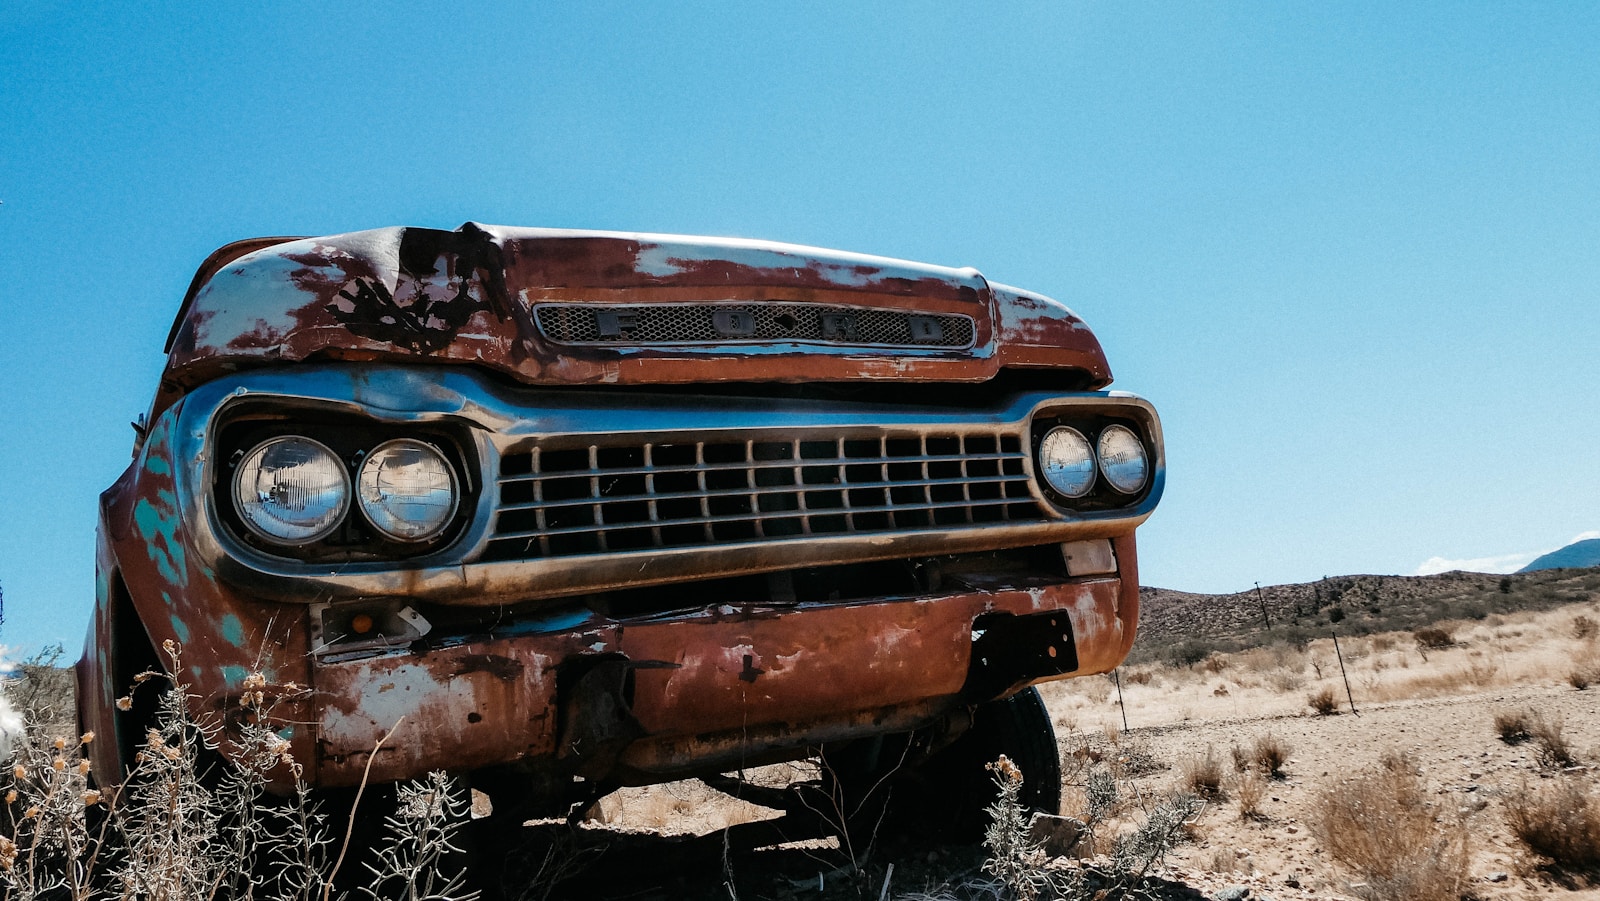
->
[221, 665, 249, 688]
[133, 498, 186, 586]
[143, 454, 171, 476]
[220, 614, 245, 647]
[170, 616, 191, 644]
[495, 608, 597, 637]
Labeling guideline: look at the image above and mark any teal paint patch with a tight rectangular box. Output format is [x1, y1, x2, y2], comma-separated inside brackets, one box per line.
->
[170, 616, 192, 644]
[133, 498, 186, 586]
[221, 665, 249, 688]
[143, 454, 171, 476]
[277, 727, 294, 740]
[220, 614, 245, 647]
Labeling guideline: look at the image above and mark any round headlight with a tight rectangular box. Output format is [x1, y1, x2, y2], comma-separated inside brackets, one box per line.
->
[1096, 425, 1149, 494]
[233, 437, 351, 544]
[1038, 427, 1096, 498]
[356, 439, 459, 542]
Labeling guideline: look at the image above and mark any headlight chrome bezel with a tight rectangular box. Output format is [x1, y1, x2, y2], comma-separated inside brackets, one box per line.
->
[1030, 410, 1156, 511]
[215, 408, 476, 562]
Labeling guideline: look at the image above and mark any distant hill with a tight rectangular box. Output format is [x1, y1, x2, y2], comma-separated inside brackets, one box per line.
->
[1132, 566, 1600, 665]
[1518, 537, 1600, 573]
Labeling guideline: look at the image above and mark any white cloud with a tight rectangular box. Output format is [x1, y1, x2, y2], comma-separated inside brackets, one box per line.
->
[1413, 530, 1600, 576]
[1413, 552, 1542, 576]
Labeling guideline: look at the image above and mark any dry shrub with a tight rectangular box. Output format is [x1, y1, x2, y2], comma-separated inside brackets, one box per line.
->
[1251, 733, 1291, 778]
[1460, 658, 1498, 688]
[2, 646, 477, 901]
[1235, 769, 1266, 821]
[1307, 686, 1340, 716]
[1413, 628, 1454, 651]
[1574, 615, 1598, 640]
[1530, 712, 1576, 769]
[1229, 743, 1249, 773]
[1268, 669, 1304, 693]
[1123, 669, 1154, 686]
[1572, 668, 1593, 691]
[1200, 654, 1228, 675]
[1370, 634, 1396, 652]
[1493, 709, 1532, 745]
[1181, 746, 1225, 800]
[1503, 774, 1600, 873]
[1311, 756, 1469, 901]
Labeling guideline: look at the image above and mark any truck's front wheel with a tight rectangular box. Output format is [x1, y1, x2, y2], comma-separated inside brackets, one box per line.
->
[820, 687, 1061, 843]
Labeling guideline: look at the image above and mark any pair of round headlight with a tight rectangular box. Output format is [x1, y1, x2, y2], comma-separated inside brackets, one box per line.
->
[233, 436, 458, 545]
[1038, 424, 1149, 499]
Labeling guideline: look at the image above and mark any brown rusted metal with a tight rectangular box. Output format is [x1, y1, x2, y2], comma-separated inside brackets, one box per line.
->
[81, 224, 1159, 800]
[150, 225, 1111, 423]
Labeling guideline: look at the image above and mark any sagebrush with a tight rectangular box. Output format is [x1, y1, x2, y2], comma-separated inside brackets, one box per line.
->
[1, 642, 479, 901]
[1311, 752, 1468, 901]
[1503, 774, 1600, 873]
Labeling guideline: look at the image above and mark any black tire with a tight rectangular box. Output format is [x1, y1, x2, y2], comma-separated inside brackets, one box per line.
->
[822, 687, 1061, 843]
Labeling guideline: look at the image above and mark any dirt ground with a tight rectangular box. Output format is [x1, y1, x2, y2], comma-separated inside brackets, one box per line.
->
[1041, 600, 1600, 900]
[545, 601, 1600, 899]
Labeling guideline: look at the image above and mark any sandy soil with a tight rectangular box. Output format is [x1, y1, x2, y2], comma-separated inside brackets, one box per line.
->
[1037, 601, 1600, 900]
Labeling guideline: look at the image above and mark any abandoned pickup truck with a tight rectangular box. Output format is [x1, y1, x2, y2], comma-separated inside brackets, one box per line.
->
[77, 223, 1164, 832]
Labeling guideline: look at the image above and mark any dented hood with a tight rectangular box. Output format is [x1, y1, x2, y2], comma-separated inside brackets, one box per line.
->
[158, 223, 1109, 414]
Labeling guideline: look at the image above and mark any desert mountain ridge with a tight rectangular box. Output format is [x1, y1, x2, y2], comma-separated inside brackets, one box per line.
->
[1132, 564, 1600, 665]
[1519, 536, 1600, 572]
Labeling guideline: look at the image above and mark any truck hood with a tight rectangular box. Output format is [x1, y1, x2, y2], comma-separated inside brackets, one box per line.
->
[159, 223, 1109, 414]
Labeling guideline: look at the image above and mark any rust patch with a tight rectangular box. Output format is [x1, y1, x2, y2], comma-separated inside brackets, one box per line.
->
[452, 653, 525, 681]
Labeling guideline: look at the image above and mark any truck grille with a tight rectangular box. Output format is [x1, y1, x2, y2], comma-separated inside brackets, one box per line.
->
[534, 303, 975, 349]
[486, 431, 1044, 560]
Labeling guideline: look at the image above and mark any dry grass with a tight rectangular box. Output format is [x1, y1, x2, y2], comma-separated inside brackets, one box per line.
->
[1412, 627, 1454, 651]
[1311, 753, 1469, 901]
[2, 645, 477, 901]
[1503, 773, 1600, 874]
[1180, 747, 1225, 800]
[1307, 686, 1339, 716]
[1529, 712, 1576, 769]
[1574, 615, 1598, 640]
[1493, 709, 1532, 745]
[1250, 733, 1291, 779]
[1234, 769, 1266, 822]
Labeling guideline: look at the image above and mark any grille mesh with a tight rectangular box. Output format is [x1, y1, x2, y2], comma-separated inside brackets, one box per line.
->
[534, 303, 975, 349]
[486, 431, 1043, 560]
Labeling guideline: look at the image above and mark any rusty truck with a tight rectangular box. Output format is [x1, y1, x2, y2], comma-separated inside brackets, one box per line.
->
[78, 223, 1163, 835]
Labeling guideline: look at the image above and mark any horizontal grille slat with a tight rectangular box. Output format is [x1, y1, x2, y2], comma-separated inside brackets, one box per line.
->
[535, 303, 976, 349]
[485, 430, 1046, 561]
[498, 474, 1034, 513]
[492, 496, 1033, 541]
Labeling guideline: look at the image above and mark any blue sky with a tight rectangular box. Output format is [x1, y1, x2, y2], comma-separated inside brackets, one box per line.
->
[3, 3, 1597, 651]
